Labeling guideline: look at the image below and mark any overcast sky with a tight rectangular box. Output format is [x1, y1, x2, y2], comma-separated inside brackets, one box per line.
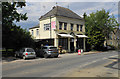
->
[16, 1, 119, 30]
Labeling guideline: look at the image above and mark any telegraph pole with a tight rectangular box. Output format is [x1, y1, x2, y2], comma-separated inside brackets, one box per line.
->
[50, 16, 52, 39]
[56, 2, 57, 6]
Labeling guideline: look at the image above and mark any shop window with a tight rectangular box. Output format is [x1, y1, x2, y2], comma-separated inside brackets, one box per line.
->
[77, 38, 83, 49]
[44, 23, 50, 30]
[58, 38, 68, 50]
[64, 23, 67, 30]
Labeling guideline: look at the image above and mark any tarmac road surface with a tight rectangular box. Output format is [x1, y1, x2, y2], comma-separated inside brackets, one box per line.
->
[2, 51, 119, 77]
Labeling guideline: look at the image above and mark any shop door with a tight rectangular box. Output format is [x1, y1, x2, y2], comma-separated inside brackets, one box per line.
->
[70, 38, 74, 52]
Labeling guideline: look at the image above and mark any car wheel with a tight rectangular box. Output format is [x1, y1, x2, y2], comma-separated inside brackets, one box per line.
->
[44, 53, 48, 58]
[14, 54, 18, 58]
[54, 55, 58, 58]
[23, 56, 26, 60]
[34, 56, 36, 59]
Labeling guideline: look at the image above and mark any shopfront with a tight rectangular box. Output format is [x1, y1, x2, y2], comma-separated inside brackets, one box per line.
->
[57, 33, 88, 52]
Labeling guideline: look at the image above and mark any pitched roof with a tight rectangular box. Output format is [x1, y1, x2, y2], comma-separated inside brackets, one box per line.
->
[39, 6, 83, 20]
[29, 25, 39, 29]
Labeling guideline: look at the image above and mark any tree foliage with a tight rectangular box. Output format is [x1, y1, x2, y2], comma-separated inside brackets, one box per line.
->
[2, 2, 35, 51]
[84, 9, 119, 50]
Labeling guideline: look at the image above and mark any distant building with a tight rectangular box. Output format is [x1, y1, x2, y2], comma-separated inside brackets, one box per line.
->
[29, 6, 88, 52]
[29, 25, 39, 39]
[104, 28, 120, 48]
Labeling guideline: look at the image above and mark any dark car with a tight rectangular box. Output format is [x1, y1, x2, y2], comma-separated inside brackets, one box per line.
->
[15, 48, 36, 60]
[36, 46, 59, 58]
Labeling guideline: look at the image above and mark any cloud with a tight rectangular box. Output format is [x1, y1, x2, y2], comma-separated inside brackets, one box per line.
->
[26, 0, 119, 2]
[69, 2, 118, 17]
[16, 2, 118, 29]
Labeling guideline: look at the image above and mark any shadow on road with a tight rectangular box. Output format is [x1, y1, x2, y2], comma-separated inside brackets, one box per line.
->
[2, 56, 61, 62]
[104, 57, 120, 70]
[2, 57, 20, 62]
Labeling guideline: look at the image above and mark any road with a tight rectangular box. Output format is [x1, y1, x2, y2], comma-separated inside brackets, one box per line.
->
[2, 51, 119, 77]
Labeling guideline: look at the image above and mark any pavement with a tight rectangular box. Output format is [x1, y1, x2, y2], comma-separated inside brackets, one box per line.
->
[2, 50, 117, 63]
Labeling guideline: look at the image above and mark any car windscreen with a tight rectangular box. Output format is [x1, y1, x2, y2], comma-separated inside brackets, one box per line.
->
[42, 47, 47, 49]
[27, 48, 35, 52]
[50, 47, 57, 49]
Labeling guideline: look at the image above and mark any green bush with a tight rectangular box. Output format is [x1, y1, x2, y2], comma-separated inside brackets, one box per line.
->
[118, 44, 120, 49]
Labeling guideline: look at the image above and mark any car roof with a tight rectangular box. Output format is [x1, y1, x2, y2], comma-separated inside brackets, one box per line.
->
[43, 46, 56, 47]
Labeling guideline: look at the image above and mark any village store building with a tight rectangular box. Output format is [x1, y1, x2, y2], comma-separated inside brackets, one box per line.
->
[29, 6, 88, 52]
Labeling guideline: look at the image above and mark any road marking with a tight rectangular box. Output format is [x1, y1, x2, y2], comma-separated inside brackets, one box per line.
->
[79, 55, 118, 68]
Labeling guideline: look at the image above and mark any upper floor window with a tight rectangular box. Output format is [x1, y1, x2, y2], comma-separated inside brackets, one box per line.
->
[31, 30, 34, 36]
[77, 24, 79, 31]
[64, 23, 67, 30]
[117, 36, 119, 40]
[109, 34, 112, 40]
[44, 23, 50, 30]
[80, 25, 83, 31]
[36, 29, 39, 36]
[110, 41, 112, 45]
[71, 24, 73, 31]
[59, 22, 62, 30]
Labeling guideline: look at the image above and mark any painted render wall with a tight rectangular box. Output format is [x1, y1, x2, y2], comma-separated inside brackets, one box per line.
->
[29, 28, 40, 39]
[39, 17, 57, 39]
[55, 16, 85, 35]
[30, 16, 85, 40]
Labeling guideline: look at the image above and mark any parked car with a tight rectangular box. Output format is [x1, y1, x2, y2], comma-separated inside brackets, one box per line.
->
[15, 48, 36, 60]
[36, 46, 59, 58]
[106, 45, 115, 50]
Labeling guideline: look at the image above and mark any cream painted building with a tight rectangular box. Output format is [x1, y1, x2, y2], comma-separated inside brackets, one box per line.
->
[29, 6, 88, 52]
[104, 28, 120, 48]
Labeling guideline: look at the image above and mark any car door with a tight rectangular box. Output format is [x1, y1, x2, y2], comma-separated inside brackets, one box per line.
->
[39, 47, 44, 56]
[19, 48, 24, 57]
[42, 47, 48, 55]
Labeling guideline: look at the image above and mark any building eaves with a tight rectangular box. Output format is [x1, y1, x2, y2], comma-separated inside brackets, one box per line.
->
[29, 25, 39, 29]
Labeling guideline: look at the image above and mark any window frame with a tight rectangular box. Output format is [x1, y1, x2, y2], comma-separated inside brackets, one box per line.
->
[77, 24, 79, 31]
[71, 23, 73, 31]
[80, 25, 83, 31]
[59, 22, 62, 30]
[31, 30, 34, 36]
[44, 23, 50, 31]
[36, 29, 39, 36]
[64, 23, 67, 30]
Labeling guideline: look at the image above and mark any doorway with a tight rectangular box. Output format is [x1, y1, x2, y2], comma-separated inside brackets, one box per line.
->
[70, 38, 74, 52]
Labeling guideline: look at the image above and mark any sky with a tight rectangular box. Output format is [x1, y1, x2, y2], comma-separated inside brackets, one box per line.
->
[16, 0, 119, 30]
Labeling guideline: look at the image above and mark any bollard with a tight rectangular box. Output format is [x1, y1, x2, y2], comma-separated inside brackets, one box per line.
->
[78, 49, 81, 55]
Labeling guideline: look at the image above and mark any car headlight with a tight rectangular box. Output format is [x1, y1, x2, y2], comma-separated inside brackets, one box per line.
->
[47, 52, 51, 54]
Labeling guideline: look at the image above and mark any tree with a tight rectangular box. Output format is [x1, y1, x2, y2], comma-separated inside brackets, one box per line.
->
[2, 2, 35, 52]
[84, 9, 119, 50]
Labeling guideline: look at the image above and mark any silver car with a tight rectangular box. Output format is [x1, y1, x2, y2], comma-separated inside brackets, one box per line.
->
[36, 46, 59, 58]
[15, 48, 36, 60]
